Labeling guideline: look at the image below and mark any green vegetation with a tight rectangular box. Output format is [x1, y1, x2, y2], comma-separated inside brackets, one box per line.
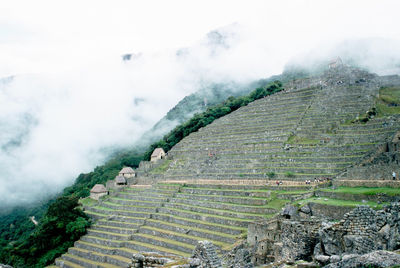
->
[150, 159, 172, 174]
[144, 81, 284, 160]
[297, 197, 386, 209]
[266, 171, 276, 178]
[285, 171, 295, 178]
[377, 86, 400, 116]
[287, 134, 319, 145]
[320, 186, 400, 196]
[1, 196, 90, 267]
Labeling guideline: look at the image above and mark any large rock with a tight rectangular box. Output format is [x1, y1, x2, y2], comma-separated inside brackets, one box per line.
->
[192, 241, 222, 268]
[324, 250, 400, 268]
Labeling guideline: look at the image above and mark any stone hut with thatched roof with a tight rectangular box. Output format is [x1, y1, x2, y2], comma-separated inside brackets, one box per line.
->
[151, 148, 166, 162]
[119, 167, 135, 178]
[115, 175, 127, 186]
[90, 184, 108, 200]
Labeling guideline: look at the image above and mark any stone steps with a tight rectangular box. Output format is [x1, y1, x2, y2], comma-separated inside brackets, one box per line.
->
[55, 258, 84, 268]
[175, 192, 267, 205]
[115, 192, 169, 201]
[85, 206, 152, 218]
[108, 197, 163, 207]
[123, 238, 190, 257]
[87, 229, 131, 241]
[179, 187, 271, 197]
[138, 226, 230, 250]
[100, 202, 158, 213]
[151, 213, 244, 236]
[74, 240, 137, 259]
[58, 253, 121, 268]
[96, 219, 141, 229]
[91, 225, 137, 235]
[67, 247, 131, 267]
[144, 218, 237, 244]
[158, 207, 251, 228]
[164, 202, 267, 221]
[170, 197, 277, 214]
[130, 233, 195, 254]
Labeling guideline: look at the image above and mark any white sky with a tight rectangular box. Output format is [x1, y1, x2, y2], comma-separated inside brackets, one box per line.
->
[1, 0, 400, 76]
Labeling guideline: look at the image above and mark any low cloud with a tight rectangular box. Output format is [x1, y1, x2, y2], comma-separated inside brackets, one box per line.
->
[1, 1, 400, 208]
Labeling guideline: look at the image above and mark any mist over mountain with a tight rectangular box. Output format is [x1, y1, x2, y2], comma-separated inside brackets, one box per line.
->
[1, 1, 400, 209]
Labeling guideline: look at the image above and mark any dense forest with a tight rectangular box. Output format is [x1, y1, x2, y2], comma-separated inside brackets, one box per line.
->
[0, 80, 282, 267]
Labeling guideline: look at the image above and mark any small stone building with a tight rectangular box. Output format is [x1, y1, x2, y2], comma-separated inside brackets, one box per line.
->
[328, 57, 343, 69]
[151, 148, 166, 162]
[90, 184, 108, 200]
[119, 167, 135, 178]
[115, 175, 127, 186]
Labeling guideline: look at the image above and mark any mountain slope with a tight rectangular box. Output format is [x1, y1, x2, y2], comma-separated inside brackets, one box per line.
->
[52, 65, 400, 267]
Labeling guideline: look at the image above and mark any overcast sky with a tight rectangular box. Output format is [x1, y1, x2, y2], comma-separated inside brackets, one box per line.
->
[2, 0, 400, 76]
[1, 0, 400, 208]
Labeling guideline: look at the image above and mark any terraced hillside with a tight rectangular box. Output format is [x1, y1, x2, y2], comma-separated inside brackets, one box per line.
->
[164, 67, 400, 180]
[55, 182, 317, 267]
[53, 66, 400, 267]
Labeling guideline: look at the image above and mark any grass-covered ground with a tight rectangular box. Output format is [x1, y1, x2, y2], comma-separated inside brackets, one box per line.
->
[320, 186, 400, 196]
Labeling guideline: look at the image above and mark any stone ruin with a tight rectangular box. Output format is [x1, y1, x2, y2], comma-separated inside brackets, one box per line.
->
[246, 203, 400, 267]
[130, 241, 222, 268]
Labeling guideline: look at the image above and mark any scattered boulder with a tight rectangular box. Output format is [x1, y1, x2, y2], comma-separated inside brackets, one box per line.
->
[324, 250, 400, 268]
[281, 204, 299, 219]
[192, 241, 222, 268]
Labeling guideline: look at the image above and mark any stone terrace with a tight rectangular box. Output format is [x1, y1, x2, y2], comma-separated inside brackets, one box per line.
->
[164, 68, 400, 181]
[54, 181, 315, 267]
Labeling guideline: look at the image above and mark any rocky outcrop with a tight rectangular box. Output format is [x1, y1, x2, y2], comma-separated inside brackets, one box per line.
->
[317, 204, 400, 257]
[192, 241, 222, 268]
[0, 265, 13, 268]
[225, 243, 253, 268]
[279, 220, 321, 262]
[324, 250, 400, 268]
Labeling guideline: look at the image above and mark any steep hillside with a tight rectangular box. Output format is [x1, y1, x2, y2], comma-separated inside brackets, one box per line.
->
[163, 66, 400, 180]
[53, 65, 400, 267]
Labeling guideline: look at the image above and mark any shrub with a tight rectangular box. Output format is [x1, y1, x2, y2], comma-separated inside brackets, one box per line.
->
[285, 171, 295, 178]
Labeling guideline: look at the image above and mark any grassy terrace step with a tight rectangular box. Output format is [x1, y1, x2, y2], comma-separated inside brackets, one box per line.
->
[86, 206, 152, 218]
[144, 219, 237, 243]
[109, 197, 164, 206]
[124, 187, 176, 195]
[163, 172, 338, 180]
[97, 219, 141, 229]
[55, 258, 84, 268]
[81, 235, 123, 248]
[164, 202, 269, 221]
[296, 197, 387, 209]
[60, 253, 121, 268]
[180, 187, 271, 197]
[101, 202, 158, 212]
[170, 197, 277, 214]
[130, 233, 195, 254]
[75, 240, 138, 259]
[152, 213, 245, 235]
[87, 229, 131, 240]
[175, 192, 267, 205]
[158, 207, 253, 228]
[124, 239, 190, 257]
[92, 225, 137, 235]
[138, 226, 231, 250]
[68, 247, 131, 267]
[116, 192, 169, 201]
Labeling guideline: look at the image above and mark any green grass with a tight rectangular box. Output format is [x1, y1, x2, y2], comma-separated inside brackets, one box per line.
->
[79, 197, 98, 207]
[150, 159, 172, 174]
[320, 186, 400, 196]
[296, 197, 387, 209]
[287, 134, 320, 145]
[377, 86, 400, 116]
